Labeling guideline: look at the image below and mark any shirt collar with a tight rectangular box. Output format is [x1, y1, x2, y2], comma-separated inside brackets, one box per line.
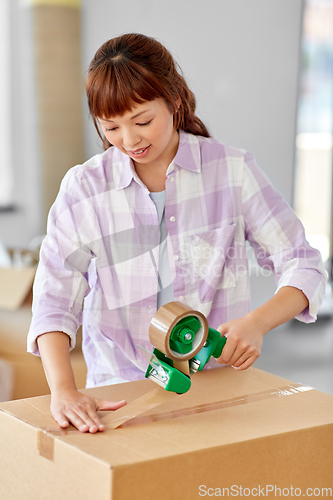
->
[113, 131, 201, 190]
[172, 131, 201, 173]
[113, 149, 146, 190]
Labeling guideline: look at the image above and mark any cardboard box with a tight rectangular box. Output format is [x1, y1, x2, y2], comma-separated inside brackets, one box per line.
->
[0, 266, 36, 311]
[0, 358, 14, 401]
[2, 350, 87, 400]
[0, 367, 332, 500]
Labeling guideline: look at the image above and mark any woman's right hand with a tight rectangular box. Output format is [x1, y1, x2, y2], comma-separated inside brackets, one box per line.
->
[51, 387, 127, 433]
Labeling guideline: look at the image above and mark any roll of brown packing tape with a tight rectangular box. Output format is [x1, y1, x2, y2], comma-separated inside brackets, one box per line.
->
[149, 301, 208, 361]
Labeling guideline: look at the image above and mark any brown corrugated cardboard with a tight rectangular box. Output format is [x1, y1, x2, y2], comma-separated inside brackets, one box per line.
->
[2, 350, 87, 400]
[0, 286, 87, 400]
[0, 290, 34, 354]
[0, 267, 36, 311]
[0, 367, 332, 500]
[32, 3, 85, 224]
[0, 358, 14, 401]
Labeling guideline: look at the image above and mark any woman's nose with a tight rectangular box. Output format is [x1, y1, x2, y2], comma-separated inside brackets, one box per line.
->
[123, 129, 141, 150]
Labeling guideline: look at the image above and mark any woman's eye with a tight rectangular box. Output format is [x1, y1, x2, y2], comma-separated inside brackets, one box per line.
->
[138, 119, 152, 127]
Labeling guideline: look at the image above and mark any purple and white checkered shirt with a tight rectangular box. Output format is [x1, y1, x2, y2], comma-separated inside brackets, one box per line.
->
[27, 131, 327, 387]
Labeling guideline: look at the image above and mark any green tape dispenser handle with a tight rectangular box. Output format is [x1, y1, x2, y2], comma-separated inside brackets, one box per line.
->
[192, 327, 227, 372]
[211, 328, 227, 358]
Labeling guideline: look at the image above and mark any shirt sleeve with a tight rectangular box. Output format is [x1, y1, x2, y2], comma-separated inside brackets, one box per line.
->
[27, 169, 92, 355]
[241, 151, 327, 323]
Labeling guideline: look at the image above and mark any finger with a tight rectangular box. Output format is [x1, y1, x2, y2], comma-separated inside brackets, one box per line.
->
[217, 323, 226, 334]
[227, 345, 249, 367]
[231, 353, 250, 367]
[53, 412, 70, 429]
[232, 345, 260, 368]
[86, 408, 107, 432]
[231, 351, 252, 368]
[64, 409, 90, 433]
[95, 399, 127, 412]
[232, 355, 257, 371]
[73, 407, 102, 433]
[218, 338, 239, 365]
[93, 399, 127, 432]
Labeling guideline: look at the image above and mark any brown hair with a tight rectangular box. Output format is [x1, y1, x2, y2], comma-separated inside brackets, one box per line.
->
[85, 33, 210, 149]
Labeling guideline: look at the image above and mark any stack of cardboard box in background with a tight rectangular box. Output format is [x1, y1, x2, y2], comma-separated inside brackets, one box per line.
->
[0, 252, 87, 401]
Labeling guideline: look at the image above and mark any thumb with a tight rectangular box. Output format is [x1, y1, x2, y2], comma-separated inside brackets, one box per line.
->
[95, 399, 127, 411]
[217, 323, 228, 337]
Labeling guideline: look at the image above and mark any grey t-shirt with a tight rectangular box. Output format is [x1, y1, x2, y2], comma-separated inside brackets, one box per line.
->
[149, 190, 174, 309]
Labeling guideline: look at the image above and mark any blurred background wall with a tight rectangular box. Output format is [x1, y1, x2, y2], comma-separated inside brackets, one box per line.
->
[0, 0, 85, 243]
[82, 0, 302, 206]
[1, 0, 305, 307]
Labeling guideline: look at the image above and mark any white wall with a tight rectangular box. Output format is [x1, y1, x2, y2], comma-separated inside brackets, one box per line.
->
[0, 0, 13, 207]
[0, 1, 42, 248]
[82, 0, 304, 206]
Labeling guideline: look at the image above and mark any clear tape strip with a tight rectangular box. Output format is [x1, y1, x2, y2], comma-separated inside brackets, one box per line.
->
[102, 387, 177, 429]
[119, 384, 314, 428]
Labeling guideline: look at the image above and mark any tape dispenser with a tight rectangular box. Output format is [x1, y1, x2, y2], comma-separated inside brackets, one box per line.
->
[141, 301, 226, 394]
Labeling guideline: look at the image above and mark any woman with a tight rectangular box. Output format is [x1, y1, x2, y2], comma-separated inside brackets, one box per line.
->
[28, 33, 327, 433]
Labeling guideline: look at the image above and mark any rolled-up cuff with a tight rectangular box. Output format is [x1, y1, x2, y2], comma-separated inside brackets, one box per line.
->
[275, 278, 326, 324]
[27, 327, 76, 356]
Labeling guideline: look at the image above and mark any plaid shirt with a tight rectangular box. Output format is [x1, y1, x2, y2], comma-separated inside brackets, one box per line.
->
[28, 131, 327, 387]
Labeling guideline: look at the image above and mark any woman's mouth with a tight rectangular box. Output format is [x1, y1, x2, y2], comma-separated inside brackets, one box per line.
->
[128, 145, 151, 158]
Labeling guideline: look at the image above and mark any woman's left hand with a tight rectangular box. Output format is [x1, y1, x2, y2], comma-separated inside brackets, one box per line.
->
[216, 315, 266, 370]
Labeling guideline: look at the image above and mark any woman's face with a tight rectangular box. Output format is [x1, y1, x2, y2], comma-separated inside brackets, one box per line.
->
[98, 98, 179, 172]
